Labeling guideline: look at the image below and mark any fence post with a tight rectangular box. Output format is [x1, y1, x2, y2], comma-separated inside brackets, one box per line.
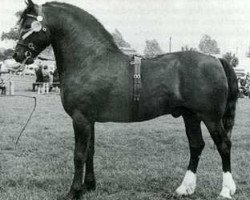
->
[9, 81, 15, 95]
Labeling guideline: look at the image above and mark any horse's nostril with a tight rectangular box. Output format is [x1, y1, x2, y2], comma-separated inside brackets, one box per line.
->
[13, 52, 22, 62]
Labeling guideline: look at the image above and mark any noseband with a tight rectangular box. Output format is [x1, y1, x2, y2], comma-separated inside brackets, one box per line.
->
[17, 41, 40, 55]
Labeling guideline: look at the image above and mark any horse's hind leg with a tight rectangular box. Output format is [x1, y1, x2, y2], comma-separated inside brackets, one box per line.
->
[204, 119, 236, 199]
[62, 111, 93, 200]
[175, 111, 205, 196]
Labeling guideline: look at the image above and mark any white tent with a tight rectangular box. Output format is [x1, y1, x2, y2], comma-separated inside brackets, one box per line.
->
[0, 59, 20, 73]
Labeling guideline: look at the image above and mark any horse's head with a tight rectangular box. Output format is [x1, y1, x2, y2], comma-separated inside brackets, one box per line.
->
[13, 0, 51, 65]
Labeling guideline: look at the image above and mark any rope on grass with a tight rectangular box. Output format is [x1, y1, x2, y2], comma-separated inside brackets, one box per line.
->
[13, 95, 37, 147]
[0, 94, 37, 147]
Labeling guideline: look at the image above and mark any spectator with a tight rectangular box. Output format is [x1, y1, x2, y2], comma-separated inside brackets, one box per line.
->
[245, 75, 250, 97]
[238, 77, 249, 98]
[0, 77, 7, 95]
[53, 68, 59, 83]
[49, 70, 54, 92]
[34, 64, 44, 92]
[42, 65, 50, 94]
[35, 65, 43, 83]
[52, 68, 60, 92]
[246, 74, 250, 85]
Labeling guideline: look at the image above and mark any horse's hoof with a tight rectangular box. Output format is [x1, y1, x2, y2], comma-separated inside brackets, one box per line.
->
[83, 180, 96, 191]
[217, 194, 234, 199]
[175, 170, 196, 196]
[168, 193, 179, 199]
[219, 187, 234, 199]
[175, 184, 195, 196]
[219, 172, 236, 199]
[57, 190, 82, 200]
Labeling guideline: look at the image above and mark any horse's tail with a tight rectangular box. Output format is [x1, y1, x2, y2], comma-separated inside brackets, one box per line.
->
[219, 58, 238, 135]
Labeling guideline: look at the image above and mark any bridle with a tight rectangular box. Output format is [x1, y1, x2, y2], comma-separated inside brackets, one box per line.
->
[17, 6, 49, 59]
[17, 41, 40, 57]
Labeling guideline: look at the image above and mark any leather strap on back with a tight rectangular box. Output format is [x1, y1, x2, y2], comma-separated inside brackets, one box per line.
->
[130, 55, 142, 121]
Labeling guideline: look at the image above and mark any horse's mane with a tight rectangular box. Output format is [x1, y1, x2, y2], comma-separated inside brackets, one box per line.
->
[42, 2, 120, 51]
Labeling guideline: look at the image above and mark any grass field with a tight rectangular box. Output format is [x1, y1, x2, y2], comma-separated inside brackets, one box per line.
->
[0, 75, 249, 200]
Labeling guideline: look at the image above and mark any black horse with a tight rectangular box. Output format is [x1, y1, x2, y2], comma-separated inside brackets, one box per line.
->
[13, 1, 238, 199]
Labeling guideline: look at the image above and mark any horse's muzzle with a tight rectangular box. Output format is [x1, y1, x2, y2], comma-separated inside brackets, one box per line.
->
[13, 51, 34, 65]
[13, 51, 22, 62]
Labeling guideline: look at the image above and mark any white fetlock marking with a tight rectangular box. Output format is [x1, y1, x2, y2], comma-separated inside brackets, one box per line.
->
[220, 187, 232, 199]
[175, 170, 196, 196]
[219, 172, 236, 199]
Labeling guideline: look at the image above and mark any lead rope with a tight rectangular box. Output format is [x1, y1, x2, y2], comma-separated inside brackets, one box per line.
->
[1, 57, 37, 147]
[0, 95, 37, 148]
[14, 95, 36, 147]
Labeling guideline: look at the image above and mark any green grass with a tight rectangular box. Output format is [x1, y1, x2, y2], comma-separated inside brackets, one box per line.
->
[0, 75, 249, 200]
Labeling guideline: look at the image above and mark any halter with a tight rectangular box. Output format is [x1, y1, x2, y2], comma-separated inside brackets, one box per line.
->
[17, 6, 49, 58]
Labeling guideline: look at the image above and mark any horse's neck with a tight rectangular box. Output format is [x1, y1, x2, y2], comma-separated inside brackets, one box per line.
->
[44, 6, 124, 72]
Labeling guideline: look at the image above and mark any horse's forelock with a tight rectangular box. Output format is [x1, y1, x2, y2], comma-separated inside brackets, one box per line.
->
[19, 10, 27, 25]
[18, 4, 39, 25]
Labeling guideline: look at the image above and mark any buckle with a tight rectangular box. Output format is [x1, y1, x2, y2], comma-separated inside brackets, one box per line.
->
[134, 74, 141, 79]
[28, 43, 35, 50]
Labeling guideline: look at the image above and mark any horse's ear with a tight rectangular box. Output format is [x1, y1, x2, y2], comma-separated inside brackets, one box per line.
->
[25, 0, 34, 8]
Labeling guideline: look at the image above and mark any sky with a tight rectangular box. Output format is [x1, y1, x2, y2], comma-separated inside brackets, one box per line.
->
[1, 0, 250, 71]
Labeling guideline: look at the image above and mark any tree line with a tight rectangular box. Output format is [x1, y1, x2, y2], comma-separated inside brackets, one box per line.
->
[112, 30, 239, 67]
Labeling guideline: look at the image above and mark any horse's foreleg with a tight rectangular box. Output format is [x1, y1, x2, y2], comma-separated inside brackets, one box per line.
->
[83, 124, 96, 191]
[62, 111, 92, 200]
[204, 120, 236, 199]
[175, 112, 204, 196]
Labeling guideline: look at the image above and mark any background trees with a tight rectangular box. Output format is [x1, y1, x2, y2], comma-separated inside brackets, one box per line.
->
[1, 10, 21, 41]
[143, 39, 164, 58]
[1, 28, 19, 41]
[181, 45, 197, 52]
[198, 34, 220, 54]
[1, 11, 20, 61]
